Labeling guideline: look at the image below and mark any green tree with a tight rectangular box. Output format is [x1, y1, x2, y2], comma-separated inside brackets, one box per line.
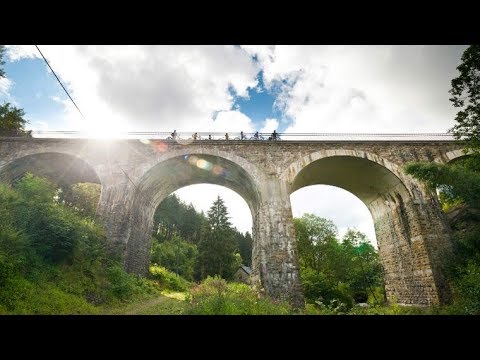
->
[56, 182, 101, 219]
[235, 230, 252, 267]
[153, 194, 206, 244]
[0, 103, 30, 137]
[294, 214, 384, 310]
[404, 45, 480, 313]
[0, 46, 30, 137]
[342, 229, 384, 303]
[449, 45, 480, 154]
[197, 196, 238, 280]
[405, 45, 480, 210]
[151, 233, 198, 281]
[0, 45, 5, 78]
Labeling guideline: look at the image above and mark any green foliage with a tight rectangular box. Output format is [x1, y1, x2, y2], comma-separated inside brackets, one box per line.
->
[0, 102, 30, 137]
[57, 182, 101, 219]
[153, 194, 206, 244]
[237, 231, 252, 267]
[151, 233, 198, 280]
[197, 196, 238, 280]
[0, 45, 5, 78]
[149, 265, 190, 292]
[451, 260, 480, 314]
[186, 276, 291, 315]
[152, 194, 252, 281]
[0, 174, 163, 314]
[105, 265, 158, 301]
[449, 45, 480, 153]
[404, 160, 480, 209]
[0, 46, 30, 138]
[0, 274, 98, 315]
[295, 214, 384, 311]
[401, 45, 480, 315]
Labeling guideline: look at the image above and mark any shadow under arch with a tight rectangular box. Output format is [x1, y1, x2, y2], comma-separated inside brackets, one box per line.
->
[284, 149, 448, 305]
[286, 150, 412, 218]
[0, 152, 101, 186]
[124, 153, 262, 274]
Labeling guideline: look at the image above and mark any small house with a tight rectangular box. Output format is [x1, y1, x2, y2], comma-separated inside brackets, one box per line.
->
[234, 265, 252, 284]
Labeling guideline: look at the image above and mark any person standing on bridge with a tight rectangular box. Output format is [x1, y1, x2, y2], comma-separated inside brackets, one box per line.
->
[271, 129, 278, 141]
[171, 130, 177, 140]
[225, 133, 229, 140]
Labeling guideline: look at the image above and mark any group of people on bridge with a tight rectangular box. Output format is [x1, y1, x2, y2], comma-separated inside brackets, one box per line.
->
[169, 130, 280, 141]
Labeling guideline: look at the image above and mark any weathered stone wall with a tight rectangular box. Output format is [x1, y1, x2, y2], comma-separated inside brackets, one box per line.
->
[0, 137, 463, 306]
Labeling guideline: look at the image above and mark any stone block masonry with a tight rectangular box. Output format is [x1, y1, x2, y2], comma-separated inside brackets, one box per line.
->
[0, 137, 463, 306]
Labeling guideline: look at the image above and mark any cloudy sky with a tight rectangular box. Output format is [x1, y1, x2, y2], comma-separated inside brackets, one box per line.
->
[0, 45, 468, 245]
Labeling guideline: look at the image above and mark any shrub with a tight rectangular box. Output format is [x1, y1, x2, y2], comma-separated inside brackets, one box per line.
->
[186, 276, 292, 315]
[149, 265, 190, 292]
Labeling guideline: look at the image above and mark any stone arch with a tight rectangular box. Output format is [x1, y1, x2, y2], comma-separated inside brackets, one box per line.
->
[435, 148, 473, 164]
[124, 151, 263, 275]
[0, 152, 101, 187]
[284, 149, 452, 305]
[134, 145, 266, 190]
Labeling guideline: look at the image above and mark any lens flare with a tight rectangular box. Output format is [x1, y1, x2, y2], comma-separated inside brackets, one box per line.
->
[212, 165, 223, 176]
[188, 155, 199, 166]
[152, 140, 168, 152]
[196, 159, 213, 171]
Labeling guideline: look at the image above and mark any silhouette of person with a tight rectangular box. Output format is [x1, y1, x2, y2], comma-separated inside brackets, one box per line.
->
[272, 130, 278, 140]
[225, 133, 229, 140]
[171, 130, 177, 140]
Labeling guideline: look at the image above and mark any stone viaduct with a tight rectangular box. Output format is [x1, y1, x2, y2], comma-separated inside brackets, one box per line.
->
[0, 136, 466, 307]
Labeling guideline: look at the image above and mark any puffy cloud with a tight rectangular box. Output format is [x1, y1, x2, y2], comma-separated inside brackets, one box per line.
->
[291, 185, 377, 246]
[5, 45, 39, 62]
[0, 77, 12, 95]
[243, 45, 467, 133]
[259, 118, 279, 133]
[7, 45, 260, 134]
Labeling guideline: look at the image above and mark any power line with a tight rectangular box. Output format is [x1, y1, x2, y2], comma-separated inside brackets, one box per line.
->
[35, 45, 85, 120]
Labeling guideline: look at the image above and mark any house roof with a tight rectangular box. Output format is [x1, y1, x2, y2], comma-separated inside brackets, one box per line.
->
[240, 265, 252, 275]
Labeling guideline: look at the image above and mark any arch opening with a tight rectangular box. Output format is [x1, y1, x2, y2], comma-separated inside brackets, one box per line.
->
[0, 152, 101, 186]
[290, 184, 377, 247]
[125, 153, 261, 276]
[0, 152, 102, 219]
[150, 184, 254, 282]
[288, 153, 441, 305]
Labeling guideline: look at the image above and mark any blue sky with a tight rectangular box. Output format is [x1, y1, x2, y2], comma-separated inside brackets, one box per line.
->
[2, 57, 285, 134]
[1, 58, 68, 130]
[0, 45, 468, 243]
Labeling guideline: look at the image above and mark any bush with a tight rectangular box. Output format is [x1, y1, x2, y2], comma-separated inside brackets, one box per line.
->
[186, 276, 292, 315]
[149, 265, 190, 292]
[451, 260, 480, 314]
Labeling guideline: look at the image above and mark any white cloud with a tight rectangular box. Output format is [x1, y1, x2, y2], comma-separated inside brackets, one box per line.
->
[8, 45, 259, 134]
[259, 118, 279, 133]
[5, 45, 39, 61]
[173, 184, 252, 234]
[0, 77, 12, 95]
[291, 185, 377, 247]
[243, 45, 466, 133]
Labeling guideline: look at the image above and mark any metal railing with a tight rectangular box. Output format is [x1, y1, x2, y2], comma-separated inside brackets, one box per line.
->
[23, 130, 457, 141]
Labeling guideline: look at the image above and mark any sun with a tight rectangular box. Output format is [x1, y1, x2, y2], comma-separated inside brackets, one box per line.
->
[83, 120, 129, 139]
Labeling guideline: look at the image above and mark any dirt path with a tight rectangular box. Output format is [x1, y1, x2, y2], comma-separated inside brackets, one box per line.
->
[110, 292, 186, 315]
